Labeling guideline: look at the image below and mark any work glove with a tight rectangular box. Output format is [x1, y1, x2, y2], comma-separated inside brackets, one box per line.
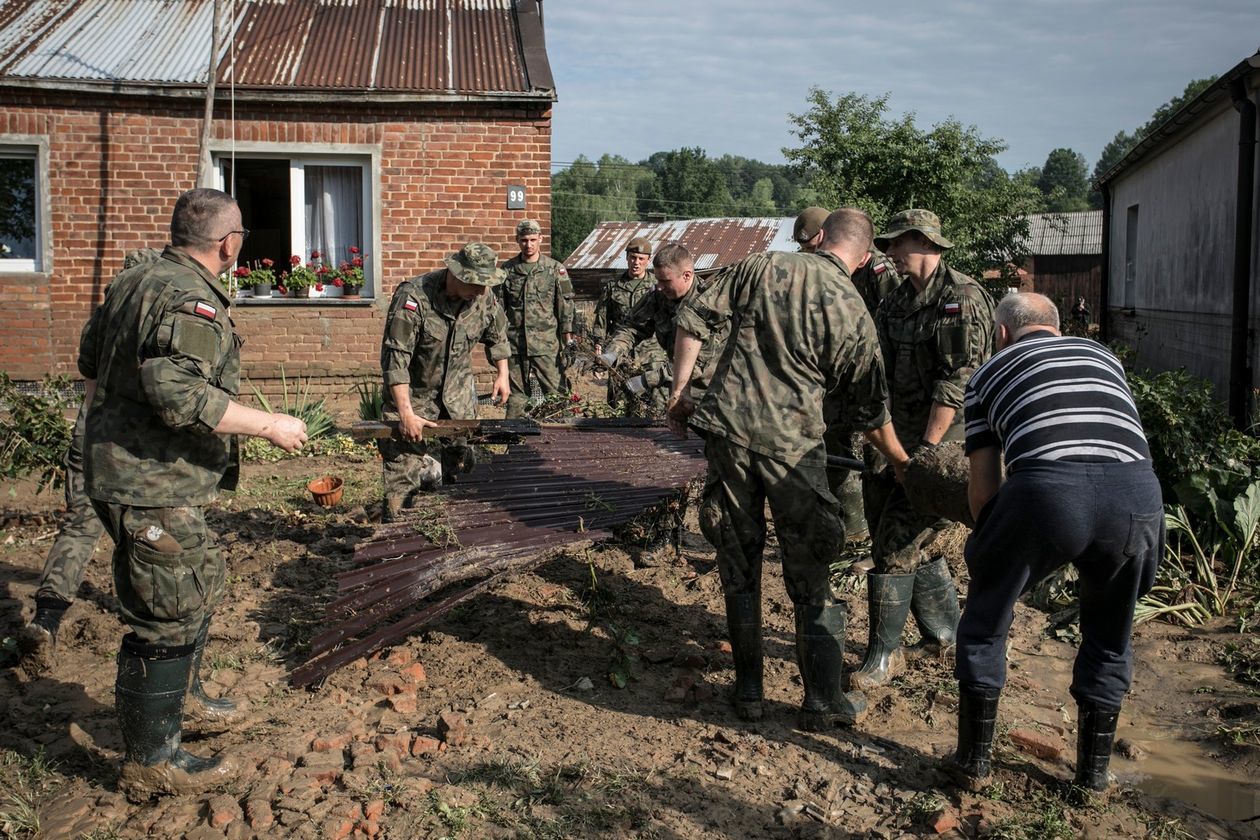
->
[595, 351, 618, 368]
[625, 375, 647, 396]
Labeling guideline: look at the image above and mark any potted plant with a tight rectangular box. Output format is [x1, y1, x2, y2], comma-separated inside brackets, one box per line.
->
[235, 258, 276, 297]
[281, 254, 318, 298]
[334, 247, 367, 299]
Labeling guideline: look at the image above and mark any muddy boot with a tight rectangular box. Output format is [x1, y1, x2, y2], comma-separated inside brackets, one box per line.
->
[1066, 702, 1120, 803]
[382, 494, 403, 524]
[948, 685, 1000, 787]
[116, 635, 237, 800]
[17, 597, 70, 674]
[907, 557, 961, 659]
[185, 617, 241, 724]
[794, 602, 867, 731]
[724, 593, 763, 721]
[849, 572, 914, 690]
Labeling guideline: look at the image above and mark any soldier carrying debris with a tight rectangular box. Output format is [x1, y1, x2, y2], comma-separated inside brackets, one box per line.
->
[593, 236, 669, 413]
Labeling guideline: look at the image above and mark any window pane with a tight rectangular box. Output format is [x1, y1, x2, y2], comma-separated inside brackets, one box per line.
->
[304, 166, 363, 271]
[0, 155, 36, 260]
[224, 158, 291, 271]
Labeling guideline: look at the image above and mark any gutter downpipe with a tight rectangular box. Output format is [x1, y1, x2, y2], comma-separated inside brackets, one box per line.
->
[1230, 79, 1256, 429]
[1099, 183, 1111, 343]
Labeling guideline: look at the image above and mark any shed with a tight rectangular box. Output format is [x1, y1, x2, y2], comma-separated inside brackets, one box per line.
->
[1021, 210, 1103, 317]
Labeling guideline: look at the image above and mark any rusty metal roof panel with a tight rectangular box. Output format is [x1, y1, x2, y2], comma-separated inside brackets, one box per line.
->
[564, 217, 799, 271]
[0, 0, 542, 95]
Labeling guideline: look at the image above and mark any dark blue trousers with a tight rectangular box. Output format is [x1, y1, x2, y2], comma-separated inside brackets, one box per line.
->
[956, 460, 1163, 710]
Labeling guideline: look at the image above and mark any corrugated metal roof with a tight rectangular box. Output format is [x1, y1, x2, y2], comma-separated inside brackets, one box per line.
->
[0, 0, 552, 96]
[1024, 211, 1103, 256]
[564, 217, 799, 272]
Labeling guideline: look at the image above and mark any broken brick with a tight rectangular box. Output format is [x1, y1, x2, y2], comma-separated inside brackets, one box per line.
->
[313, 733, 352, 752]
[1009, 728, 1062, 761]
[438, 711, 468, 747]
[411, 735, 441, 756]
[385, 647, 414, 667]
[401, 662, 428, 685]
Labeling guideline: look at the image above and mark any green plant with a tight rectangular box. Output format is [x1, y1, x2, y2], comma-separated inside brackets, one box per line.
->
[234, 258, 276, 290]
[248, 366, 334, 440]
[279, 253, 319, 293]
[355, 380, 384, 421]
[0, 373, 75, 494]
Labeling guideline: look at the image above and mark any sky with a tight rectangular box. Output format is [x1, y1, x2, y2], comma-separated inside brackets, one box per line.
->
[543, 0, 1258, 175]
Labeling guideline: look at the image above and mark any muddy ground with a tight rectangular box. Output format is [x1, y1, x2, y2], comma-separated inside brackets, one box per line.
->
[1, 434, 1259, 839]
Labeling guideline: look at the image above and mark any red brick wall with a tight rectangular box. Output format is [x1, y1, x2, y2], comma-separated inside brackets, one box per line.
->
[0, 90, 552, 399]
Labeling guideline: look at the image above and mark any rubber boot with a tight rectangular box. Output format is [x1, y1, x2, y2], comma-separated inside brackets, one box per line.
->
[18, 596, 70, 673]
[185, 618, 242, 724]
[116, 635, 237, 800]
[794, 602, 867, 731]
[382, 494, 403, 524]
[908, 557, 961, 657]
[849, 572, 914, 690]
[1069, 703, 1120, 799]
[724, 593, 763, 721]
[948, 685, 1000, 787]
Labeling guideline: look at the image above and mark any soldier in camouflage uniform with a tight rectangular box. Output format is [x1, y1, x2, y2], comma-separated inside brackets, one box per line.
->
[79, 189, 307, 797]
[598, 243, 729, 407]
[592, 237, 668, 413]
[495, 220, 574, 418]
[18, 249, 165, 673]
[379, 243, 510, 520]
[850, 208, 996, 691]
[667, 208, 911, 730]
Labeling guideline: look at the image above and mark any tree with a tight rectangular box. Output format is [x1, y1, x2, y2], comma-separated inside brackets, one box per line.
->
[1138, 77, 1217, 139]
[1088, 130, 1135, 207]
[550, 154, 653, 260]
[637, 147, 735, 220]
[1037, 148, 1090, 212]
[783, 89, 1041, 280]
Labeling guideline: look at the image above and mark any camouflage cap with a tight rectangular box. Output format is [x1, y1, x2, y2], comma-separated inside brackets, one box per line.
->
[444, 242, 506, 287]
[515, 219, 542, 237]
[625, 236, 653, 256]
[793, 207, 829, 243]
[874, 208, 953, 250]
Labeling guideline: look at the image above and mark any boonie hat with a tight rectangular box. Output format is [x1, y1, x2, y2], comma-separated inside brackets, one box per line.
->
[444, 242, 505, 287]
[515, 219, 542, 237]
[625, 237, 652, 255]
[874, 209, 953, 250]
[793, 207, 829, 243]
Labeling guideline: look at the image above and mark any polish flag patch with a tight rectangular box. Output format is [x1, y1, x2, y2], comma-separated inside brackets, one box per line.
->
[558, 267, 567, 275]
[193, 301, 217, 320]
[874, 264, 887, 274]
[403, 297, 419, 312]
[942, 302, 962, 315]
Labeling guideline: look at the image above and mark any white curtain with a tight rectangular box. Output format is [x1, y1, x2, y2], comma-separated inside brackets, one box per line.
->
[304, 165, 363, 281]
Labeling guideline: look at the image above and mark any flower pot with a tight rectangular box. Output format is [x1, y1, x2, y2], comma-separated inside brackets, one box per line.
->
[294, 287, 311, 299]
[307, 475, 344, 507]
[343, 289, 361, 299]
[252, 283, 273, 297]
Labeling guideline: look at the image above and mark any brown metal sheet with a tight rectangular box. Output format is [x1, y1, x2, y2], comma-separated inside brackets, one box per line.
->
[291, 426, 705, 687]
[563, 217, 800, 272]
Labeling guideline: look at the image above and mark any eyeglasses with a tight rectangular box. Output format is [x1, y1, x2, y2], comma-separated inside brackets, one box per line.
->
[218, 229, 250, 243]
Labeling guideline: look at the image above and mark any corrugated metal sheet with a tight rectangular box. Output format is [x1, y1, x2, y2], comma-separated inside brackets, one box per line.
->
[0, 0, 544, 95]
[1024, 211, 1103, 256]
[564, 217, 800, 272]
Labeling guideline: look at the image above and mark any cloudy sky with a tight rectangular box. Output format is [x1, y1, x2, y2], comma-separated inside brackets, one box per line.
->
[543, 1, 1256, 175]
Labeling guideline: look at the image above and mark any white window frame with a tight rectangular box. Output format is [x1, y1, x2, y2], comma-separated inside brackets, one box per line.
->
[0, 136, 52, 274]
[212, 142, 381, 300]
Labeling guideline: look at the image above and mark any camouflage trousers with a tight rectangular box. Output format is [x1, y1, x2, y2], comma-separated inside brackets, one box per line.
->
[698, 436, 845, 606]
[824, 430, 872, 544]
[505, 353, 565, 419]
[37, 427, 107, 604]
[866, 467, 952, 574]
[378, 437, 479, 510]
[90, 501, 226, 648]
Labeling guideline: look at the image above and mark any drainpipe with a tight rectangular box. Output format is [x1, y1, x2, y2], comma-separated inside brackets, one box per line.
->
[1099, 184, 1111, 343]
[1229, 79, 1256, 429]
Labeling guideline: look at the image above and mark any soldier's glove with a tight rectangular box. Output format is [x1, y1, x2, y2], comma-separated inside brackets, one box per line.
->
[624, 375, 648, 396]
[595, 351, 618, 368]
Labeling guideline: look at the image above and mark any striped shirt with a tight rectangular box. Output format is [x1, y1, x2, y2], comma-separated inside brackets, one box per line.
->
[963, 331, 1151, 466]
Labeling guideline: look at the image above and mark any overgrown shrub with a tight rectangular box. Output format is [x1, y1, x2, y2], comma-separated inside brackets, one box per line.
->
[247, 367, 334, 441]
[0, 374, 75, 494]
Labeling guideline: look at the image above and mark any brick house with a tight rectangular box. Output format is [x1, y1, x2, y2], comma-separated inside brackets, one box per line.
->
[0, 0, 555, 409]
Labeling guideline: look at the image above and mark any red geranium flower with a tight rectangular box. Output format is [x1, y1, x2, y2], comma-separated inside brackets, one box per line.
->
[311, 250, 322, 260]
[261, 257, 274, 268]
[277, 285, 287, 295]
[317, 266, 328, 275]
[289, 255, 301, 266]
[315, 283, 324, 292]
[349, 246, 359, 255]
[352, 257, 363, 268]
[233, 266, 250, 278]
[334, 278, 344, 287]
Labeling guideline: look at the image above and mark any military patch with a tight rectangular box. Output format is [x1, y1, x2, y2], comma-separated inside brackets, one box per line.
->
[404, 297, 418, 312]
[874, 264, 887, 274]
[193, 301, 217, 320]
[172, 317, 221, 363]
[942, 302, 961, 316]
[558, 267, 567, 275]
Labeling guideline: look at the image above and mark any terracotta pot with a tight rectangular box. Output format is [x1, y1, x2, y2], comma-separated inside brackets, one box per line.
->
[343, 289, 361, 299]
[307, 475, 344, 507]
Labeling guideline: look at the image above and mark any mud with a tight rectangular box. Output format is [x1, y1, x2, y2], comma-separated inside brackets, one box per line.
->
[0, 447, 1257, 839]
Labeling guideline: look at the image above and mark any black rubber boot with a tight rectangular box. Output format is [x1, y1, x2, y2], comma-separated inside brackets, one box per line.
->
[724, 593, 764, 721]
[949, 684, 1001, 786]
[909, 557, 961, 654]
[116, 635, 236, 800]
[794, 602, 867, 731]
[1071, 703, 1120, 795]
[18, 597, 71, 673]
[185, 617, 241, 724]
[849, 572, 914, 690]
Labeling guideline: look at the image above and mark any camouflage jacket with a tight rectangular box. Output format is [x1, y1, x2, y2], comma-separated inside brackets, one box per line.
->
[78, 247, 240, 506]
[592, 271, 654, 343]
[495, 254, 574, 357]
[677, 251, 890, 467]
[603, 276, 730, 401]
[851, 249, 901, 317]
[381, 270, 509, 420]
[876, 261, 995, 447]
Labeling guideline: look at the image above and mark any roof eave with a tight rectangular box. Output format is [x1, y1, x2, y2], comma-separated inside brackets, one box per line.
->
[1096, 52, 1260, 189]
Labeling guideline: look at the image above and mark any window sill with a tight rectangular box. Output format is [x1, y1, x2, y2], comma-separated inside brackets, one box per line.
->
[232, 297, 375, 307]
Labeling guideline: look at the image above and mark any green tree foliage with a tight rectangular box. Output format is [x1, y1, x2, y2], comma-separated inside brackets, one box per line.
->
[1088, 130, 1135, 207]
[637, 147, 735, 220]
[1037, 148, 1090, 212]
[551, 154, 654, 260]
[782, 88, 1041, 280]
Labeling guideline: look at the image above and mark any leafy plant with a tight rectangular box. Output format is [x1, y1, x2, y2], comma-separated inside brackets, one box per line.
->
[0, 374, 75, 494]
[355, 380, 384, 421]
[248, 367, 334, 440]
